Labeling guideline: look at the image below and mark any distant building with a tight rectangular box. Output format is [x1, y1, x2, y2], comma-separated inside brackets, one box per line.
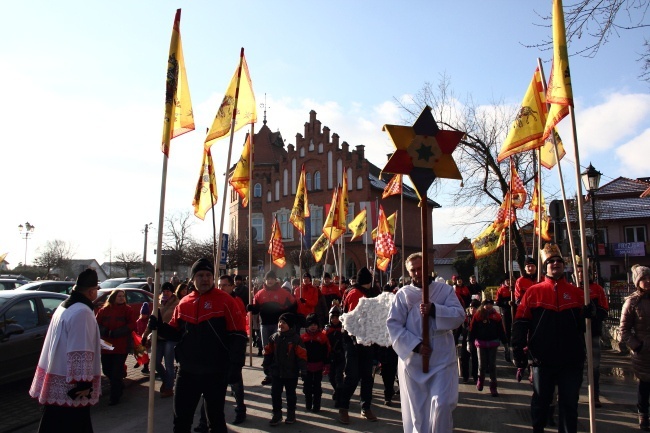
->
[227, 110, 441, 281]
[53, 259, 109, 281]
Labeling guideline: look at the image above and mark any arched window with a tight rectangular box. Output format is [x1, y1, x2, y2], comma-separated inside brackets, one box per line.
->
[275, 180, 280, 201]
[347, 167, 353, 190]
[306, 172, 312, 191]
[356, 176, 363, 190]
[327, 151, 333, 189]
[300, 147, 305, 157]
[283, 169, 288, 196]
[267, 191, 272, 202]
[254, 183, 262, 197]
[318, 142, 323, 153]
[309, 139, 314, 151]
[314, 171, 321, 190]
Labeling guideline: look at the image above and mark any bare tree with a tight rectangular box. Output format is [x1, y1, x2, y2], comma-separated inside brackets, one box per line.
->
[163, 211, 195, 269]
[530, 1, 650, 82]
[33, 240, 75, 277]
[396, 75, 536, 270]
[113, 252, 142, 277]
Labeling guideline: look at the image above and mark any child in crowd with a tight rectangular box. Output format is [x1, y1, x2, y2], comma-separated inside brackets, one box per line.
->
[458, 299, 480, 384]
[262, 313, 307, 426]
[134, 302, 150, 374]
[324, 305, 344, 401]
[301, 313, 330, 413]
[469, 298, 508, 396]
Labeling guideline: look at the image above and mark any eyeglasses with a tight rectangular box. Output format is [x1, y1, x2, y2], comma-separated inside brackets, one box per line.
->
[547, 259, 564, 265]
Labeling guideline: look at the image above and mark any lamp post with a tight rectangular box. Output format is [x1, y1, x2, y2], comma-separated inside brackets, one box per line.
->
[581, 163, 602, 284]
[143, 223, 153, 270]
[18, 222, 35, 266]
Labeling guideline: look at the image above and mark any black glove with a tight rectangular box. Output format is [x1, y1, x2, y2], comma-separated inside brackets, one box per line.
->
[583, 303, 597, 319]
[516, 368, 525, 383]
[148, 315, 158, 331]
[300, 298, 306, 304]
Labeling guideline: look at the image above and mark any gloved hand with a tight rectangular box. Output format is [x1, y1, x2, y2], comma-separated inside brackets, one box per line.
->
[148, 315, 158, 331]
[300, 298, 306, 304]
[516, 368, 525, 383]
[583, 303, 597, 319]
[246, 304, 254, 312]
[509, 300, 516, 307]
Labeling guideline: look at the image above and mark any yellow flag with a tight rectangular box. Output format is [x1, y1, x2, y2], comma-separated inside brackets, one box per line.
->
[229, 134, 252, 207]
[382, 174, 403, 199]
[472, 223, 505, 259]
[338, 170, 349, 231]
[268, 217, 286, 268]
[348, 209, 367, 241]
[323, 187, 345, 243]
[497, 68, 547, 162]
[543, 0, 573, 140]
[161, 9, 195, 156]
[204, 51, 257, 148]
[192, 148, 217, 220]
[290, 165, 310, 234]
[375, 206, 397, 271]
[372, 211, 397, 240]
[311, 233, 330, 262]
[0, 252, 7, 264]
[539, 128, 566, 169]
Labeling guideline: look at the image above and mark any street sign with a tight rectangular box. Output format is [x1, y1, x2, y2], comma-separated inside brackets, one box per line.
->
[220, 233, 229, 267]
[613, 242, 645, 257]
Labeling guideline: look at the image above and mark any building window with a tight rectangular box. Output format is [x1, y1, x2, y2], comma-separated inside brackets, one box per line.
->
[275, 180, 280, 201]
[276, 209, 293, 241]
[625, 226, 647, 243]
[314, 171, 321, 190]
[309, 139, 314, 151]
[318, 142, 323, 153]
[310, 206, 323, 239]
[254, 183, 262, 198]
[356, 176, 363, 190]
[230, 217, 236, 237]
[328, 151, 333, 189]
[337, 159, 343, 185]
[252, 214, 264, 243]
[283, 169, 288, 196]
[300, 147, 305, 157]
[306, 172, 312, 191]
[267, 191, 272, 202]
[347, 167, 353, 190]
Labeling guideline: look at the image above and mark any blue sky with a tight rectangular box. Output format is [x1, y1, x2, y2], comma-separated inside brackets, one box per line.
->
[2, 1, 648, 268]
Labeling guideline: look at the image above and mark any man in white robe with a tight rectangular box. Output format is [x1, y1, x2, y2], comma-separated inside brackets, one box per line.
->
[387, 252, 465, 433]
[29, 269, 102, 433]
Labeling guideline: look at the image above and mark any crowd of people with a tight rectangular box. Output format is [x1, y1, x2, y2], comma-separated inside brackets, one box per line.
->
[29, 244, 650, 432]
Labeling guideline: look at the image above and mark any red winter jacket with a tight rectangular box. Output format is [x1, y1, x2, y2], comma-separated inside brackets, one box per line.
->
[96, 303, 136, 354]
[294, 283, 319, 318]
[301, 329, 331, 372]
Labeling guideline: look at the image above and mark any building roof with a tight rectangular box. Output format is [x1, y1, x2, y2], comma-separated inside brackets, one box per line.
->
[595, 176, 650, 197]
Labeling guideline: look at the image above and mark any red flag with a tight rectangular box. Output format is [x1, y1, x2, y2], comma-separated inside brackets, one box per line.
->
[382, 174, 403, 199]
[509, 159, 527, 209]
[375, 206, 397, 271]
[268, 216, 286, 268]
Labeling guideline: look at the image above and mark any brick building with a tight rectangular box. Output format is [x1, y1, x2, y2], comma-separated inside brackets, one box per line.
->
[227, 110, 440, 281]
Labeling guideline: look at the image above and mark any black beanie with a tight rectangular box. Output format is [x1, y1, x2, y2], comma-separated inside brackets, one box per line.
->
[305, 313, 319, 327]
[265, 270, 277, 280]
[357, 267, 372, 285]
[191, 258, 214, 279]
[75, 269, 98, 290]
[279, 312, 295, 328]
[302, 272, 312, 280]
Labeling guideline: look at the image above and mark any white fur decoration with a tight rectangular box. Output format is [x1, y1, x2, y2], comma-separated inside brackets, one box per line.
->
[340, 292, 394, 347]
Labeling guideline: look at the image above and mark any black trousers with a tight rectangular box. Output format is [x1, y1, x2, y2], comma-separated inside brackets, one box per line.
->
[100, 353, 127, 402]
[173, 370, 228, 433]
[336, 334, 374, 410]
[639, 380, 650, 413]
[531, 363, 583, 433]
[303, 371, 323, 403]
[377, 345, 398, 401]
[38, 405, 93, 433]
[271, 376, 298, 414]
[460, 344, 478, 381]
[328, 355, 345, 396]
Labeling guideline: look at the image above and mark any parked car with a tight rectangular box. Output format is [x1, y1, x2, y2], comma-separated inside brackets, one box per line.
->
[99, 277, 147, 289]
[16, 280, 76, 295]
[94, 288, 154, 314]
[0, 278, 30, 290]
[0, 291, 69, 385]
[116, 281, 150, 290]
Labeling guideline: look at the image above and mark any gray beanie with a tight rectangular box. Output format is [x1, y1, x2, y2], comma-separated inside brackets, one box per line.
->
[632, 265, 650, 287]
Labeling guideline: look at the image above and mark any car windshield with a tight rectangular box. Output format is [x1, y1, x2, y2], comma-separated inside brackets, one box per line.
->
[14, 282, 44, 291]
[100, 280, 124, 289]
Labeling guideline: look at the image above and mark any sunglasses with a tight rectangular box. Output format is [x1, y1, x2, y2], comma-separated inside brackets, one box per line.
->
[547, 259, 564, 265]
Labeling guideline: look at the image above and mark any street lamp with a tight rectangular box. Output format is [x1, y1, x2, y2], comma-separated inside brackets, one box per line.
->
[581, 163, 602, 283]
[18, 222, 35, 266]
[142, 222, 153, 268]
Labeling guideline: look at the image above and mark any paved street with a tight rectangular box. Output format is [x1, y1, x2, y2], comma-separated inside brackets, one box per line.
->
[0, 348, 641, 433]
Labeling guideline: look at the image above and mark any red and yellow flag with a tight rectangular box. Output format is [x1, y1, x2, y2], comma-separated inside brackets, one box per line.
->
[161, 9, 195, 156]
[382, 174, 403, 199]
[268, 216, 286, 268]
[338, 170, 349, 231]
[539, 128, 566, 170]
[372, 211, 397, 240]
[229, 134, 252, 207]
[497, 68, 547, 162]
[192, 148, 217, 220]
[493, 198, 516, 233]
[204, 50, 257, 148]
[509, 160, 527, 209]
[543, 0, 573, 140]
[472, 223, 505, 259]
[290, 165, 310, 234]
[311, 233, 330, 263]
[529, 178, 551, 241]
[375, 206, 397, 271]
[323, 186, 345, 243]
[348, 209, 367, 241]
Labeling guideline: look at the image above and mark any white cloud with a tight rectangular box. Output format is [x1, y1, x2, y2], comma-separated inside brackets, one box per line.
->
[615, 128, 650, 177]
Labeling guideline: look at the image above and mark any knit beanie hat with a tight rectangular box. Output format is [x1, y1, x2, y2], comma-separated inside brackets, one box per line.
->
[303, 272, 312, 280]
[323, 272, 331, 279]
[356, 267, 372, 285]
[279, 312, 295, 328]
[75, 269, 98, 290]
[329, 306, 341, 318]
[265, 270, 277, 280]
[140, 302, 150, 315]
[632, 265, 650, 287]
[191, 258, 214, 279]
[305, 313, 319, 327]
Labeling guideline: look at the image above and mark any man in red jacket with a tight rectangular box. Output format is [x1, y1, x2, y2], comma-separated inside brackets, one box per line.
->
[149, 258, 247, 433]
[295, 272, 319, 321]
[515, 257, 537, 304]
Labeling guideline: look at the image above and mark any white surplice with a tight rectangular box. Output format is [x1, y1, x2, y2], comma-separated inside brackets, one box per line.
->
[387, 281, 465, 433]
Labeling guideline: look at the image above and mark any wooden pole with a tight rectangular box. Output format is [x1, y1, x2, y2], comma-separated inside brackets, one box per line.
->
[420, 198, 430, 373]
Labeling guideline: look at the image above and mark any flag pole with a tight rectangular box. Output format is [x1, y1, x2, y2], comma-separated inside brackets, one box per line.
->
[215, 48, 246, 281]
[508, 159, 515, 324]
[247, 123, 254, 367]
[400, 177, 405, 283]
[536, 151, 542, 281]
